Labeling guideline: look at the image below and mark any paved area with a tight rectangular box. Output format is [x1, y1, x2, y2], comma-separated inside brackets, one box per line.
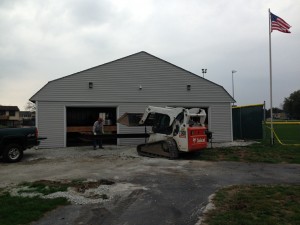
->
[0, 145, 299, 225]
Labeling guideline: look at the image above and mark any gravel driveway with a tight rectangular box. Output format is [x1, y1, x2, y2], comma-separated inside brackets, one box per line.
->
[1, 145, 299, 225]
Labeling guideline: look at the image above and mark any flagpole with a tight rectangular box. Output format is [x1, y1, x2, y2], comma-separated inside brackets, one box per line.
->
[268, 8, 274, 145]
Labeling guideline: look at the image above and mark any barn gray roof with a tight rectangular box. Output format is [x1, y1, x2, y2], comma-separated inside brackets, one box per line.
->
[30, 51, 234, 103]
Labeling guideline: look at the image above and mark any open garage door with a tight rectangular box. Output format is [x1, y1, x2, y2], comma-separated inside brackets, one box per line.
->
[66, 107, 117, 147]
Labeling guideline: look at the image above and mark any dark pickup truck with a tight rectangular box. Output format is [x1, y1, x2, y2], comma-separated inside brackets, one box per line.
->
[0, 127, 44, 163]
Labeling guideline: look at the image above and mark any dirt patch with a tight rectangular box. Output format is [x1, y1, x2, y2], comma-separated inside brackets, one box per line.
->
[73, 179, 115, 193]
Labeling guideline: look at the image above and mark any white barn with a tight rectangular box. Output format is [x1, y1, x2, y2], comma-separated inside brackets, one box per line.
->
[30, 51, 234, 148]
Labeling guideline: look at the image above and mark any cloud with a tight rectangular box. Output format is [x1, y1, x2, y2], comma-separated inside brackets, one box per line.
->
[0, 0, 299, 109]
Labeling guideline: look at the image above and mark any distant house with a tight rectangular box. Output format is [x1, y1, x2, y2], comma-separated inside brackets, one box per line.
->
[19, 111, 36, 127]
[273, 112, 288, 120]
[0, 106, 20, 127]
[30, 51, 235, 148]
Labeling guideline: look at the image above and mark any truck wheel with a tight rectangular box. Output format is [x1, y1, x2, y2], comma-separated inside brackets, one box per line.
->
[3, 144, 23, 163]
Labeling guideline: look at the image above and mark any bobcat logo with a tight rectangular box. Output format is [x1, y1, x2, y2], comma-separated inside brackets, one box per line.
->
[193, 138, 205, 143]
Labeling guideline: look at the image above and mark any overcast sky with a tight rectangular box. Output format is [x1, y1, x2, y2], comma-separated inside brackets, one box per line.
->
[0, 0, 299, 110]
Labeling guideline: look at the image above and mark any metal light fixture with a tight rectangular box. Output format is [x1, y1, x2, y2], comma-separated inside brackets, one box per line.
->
[89, 82, 93, 89]
[202, 69, 207, 78]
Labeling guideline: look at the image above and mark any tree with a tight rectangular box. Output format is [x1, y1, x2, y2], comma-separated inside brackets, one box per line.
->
[283, 90, 300, 119]
[25, 101, 36, 112]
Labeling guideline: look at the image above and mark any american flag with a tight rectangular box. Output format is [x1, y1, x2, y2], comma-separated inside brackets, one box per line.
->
[270, 12, 291, 33]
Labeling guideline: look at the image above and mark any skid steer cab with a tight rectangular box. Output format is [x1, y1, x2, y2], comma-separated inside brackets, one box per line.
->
[118, 106, 212, 159]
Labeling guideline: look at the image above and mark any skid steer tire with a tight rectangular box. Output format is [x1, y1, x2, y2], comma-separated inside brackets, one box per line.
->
[167, 139, 179, 159]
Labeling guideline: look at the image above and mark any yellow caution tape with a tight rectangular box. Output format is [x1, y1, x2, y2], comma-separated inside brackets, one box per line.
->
[265, 121, 300, 125]
[265, 125, 300, 146]
[232, 104, 264, 109]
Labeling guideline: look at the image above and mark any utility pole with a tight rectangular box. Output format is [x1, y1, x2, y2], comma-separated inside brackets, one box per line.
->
[232, 70, 237, 100]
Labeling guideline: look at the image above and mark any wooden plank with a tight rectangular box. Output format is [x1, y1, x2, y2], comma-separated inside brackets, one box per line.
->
[67, 126, 117, 133]
[104, 126, 117, 132]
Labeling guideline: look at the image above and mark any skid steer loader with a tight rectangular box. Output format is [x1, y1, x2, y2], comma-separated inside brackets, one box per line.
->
[118, 106, 212, 159]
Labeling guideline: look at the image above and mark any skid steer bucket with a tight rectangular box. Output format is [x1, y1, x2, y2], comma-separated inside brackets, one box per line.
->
[117, 113, 144, 126]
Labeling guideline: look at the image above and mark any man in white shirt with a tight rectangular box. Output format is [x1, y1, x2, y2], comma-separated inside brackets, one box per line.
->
[92, 117, 104, 149]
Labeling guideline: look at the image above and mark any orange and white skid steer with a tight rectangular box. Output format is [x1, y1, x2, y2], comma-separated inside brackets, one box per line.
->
[118, 106, 212, 159]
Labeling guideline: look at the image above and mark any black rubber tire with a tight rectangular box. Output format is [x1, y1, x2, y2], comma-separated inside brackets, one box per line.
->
[167, 139, 179, 159]
[3, 143, 23, 163]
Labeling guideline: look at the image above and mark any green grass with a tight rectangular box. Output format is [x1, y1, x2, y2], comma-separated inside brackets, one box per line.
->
[0, 179, 114, 225]
[196, 143, 300, 164]
[273, 124, 300, 144]
[18, 181, 69, 195]
[0, 192, 69, 225]
[17, 179, 103, 195]
[195, 122, 300, 164]
[204, 185, 300, 225]
[264, 123, 300, 145]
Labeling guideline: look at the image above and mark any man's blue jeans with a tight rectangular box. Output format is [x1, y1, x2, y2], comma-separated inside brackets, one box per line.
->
[93, 133, 103, 149]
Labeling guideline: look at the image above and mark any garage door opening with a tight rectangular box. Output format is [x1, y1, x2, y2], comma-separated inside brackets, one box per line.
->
[66, 107, 117, 147]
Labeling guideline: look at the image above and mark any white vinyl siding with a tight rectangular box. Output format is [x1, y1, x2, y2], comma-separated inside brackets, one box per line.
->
[37, 101, 65, 148]
[31, 52, 233, 104]
[209, 103, 233, 142]
[31, 52, 234, 148]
